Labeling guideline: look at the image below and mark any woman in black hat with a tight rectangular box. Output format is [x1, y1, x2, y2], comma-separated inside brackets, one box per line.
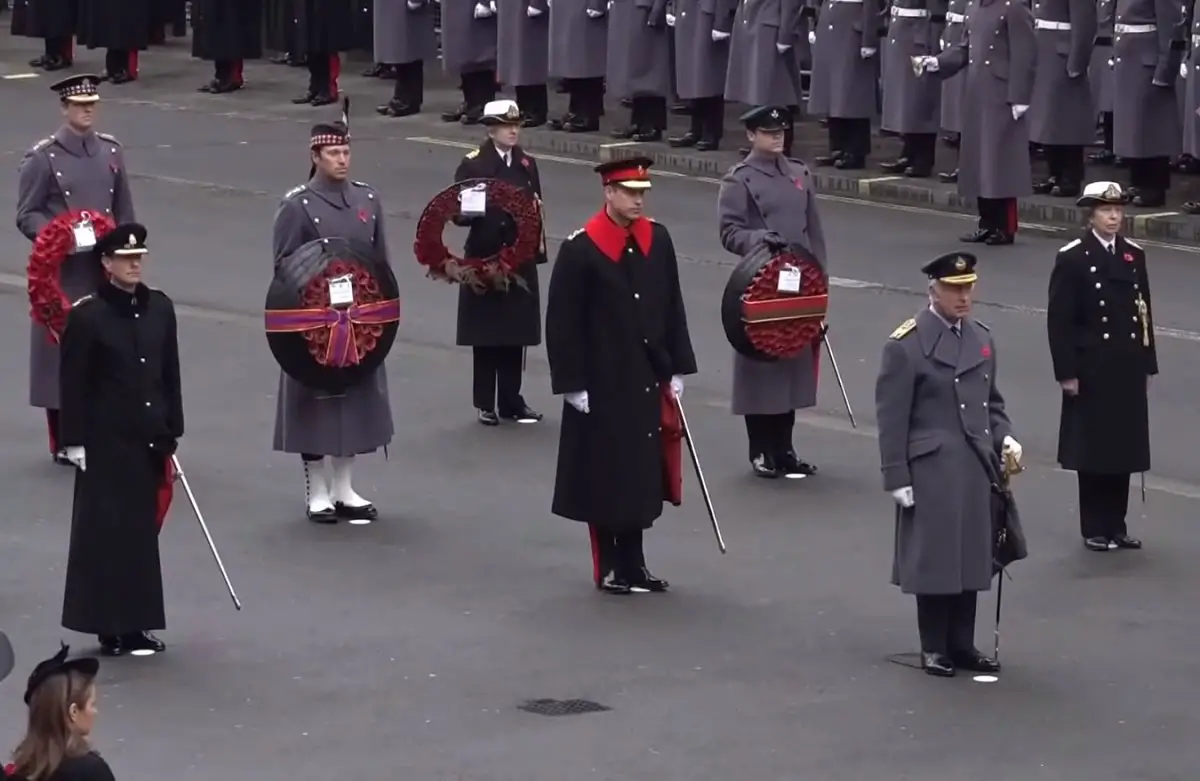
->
[5, 645, 114, 781]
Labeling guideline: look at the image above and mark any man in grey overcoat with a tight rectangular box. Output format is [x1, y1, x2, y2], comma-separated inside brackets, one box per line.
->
[1181, 0, 1200, 214]
[1110, 0, 1186, 207]
[725, 0, 805, 156]
[271, 122, 394, 524]
[497, 0, 551, 125]
[808, 0, 882, 168]
[607, 0, 673, 140]
[718, 106, 828, 479]
[1027, 0, 1096, 198]
[879, 0, 943, 177]
[874, 252, 1020, 677]
[439, 0, 500, 124]
[547, 0, 608, 131]
[16, 74, 136, 465]
[1087, 0, 1117, 163]
[373, 0, 438, 117]
[667, 0, 736, 150]
[936, 0, 969, 183]
[915, 0, 1036, 245]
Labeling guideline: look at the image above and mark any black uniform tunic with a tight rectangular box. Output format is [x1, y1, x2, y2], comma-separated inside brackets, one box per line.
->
[452, 140, 544, 348]
[191, 0, 264, 61]
[546, 211, 697, 530]
[263, 0, 356, 53]
[10, 0, 76, 39]
[1047, 230, 1157, 474]
[77, 0, 152, 51]
[59, 282, 183, 636]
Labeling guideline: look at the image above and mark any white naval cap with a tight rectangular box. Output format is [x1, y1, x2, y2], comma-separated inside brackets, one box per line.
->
[1076, 181, 1128, 208]
[480, 99, 522, 125]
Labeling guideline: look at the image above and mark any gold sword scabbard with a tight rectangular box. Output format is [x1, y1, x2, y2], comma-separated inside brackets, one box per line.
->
[1136, 293, 1150, 347]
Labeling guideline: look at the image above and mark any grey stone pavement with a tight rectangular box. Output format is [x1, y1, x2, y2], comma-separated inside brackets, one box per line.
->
[0, 34, 1198, 781]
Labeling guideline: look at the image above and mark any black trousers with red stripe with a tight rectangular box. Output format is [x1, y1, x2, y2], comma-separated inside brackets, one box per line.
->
[306, 53, 342, 97]
[977, 197, 1018, 234]
[211, 59, 245, 84]
[588, 524, 646, 584]
[47, 409, 61, 454]
[44, 36, 73, 61]
[104, 49, 139, 77]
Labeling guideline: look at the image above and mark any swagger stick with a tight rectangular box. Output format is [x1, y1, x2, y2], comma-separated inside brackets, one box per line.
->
[171, 456, 242, 610]
[674, 396, 727, 553]
[821, 328, 856, 428]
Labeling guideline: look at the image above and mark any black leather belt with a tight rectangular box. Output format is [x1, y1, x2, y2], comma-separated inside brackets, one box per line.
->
[931, 13, 946, 23]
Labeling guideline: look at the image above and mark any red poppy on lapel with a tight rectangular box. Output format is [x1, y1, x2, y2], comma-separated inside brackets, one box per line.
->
[358, 208, 369, 223]
[110, 163, 119, 173]
[1123, 252, 1134, 262]
[981, 344, 991, 358]
[521, 157, 530, 168]
[793, 178, 804, 190]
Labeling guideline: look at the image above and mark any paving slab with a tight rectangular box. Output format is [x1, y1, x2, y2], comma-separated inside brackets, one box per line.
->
[0, 41, 1196, 780]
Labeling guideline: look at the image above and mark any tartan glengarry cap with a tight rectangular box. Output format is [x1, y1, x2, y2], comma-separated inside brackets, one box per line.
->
[310, 122, 350, 149]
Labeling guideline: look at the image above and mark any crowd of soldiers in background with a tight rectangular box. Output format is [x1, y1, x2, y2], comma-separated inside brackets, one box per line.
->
[5, 0, 1200, 216]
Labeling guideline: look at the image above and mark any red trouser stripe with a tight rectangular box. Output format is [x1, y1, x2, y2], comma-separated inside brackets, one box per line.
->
[1006, 198, 1019, 234]
[588, 524, 602, 585]
[128, 50, 139, 78]
[329, 54, 340, 97]
[46, 410, 59, 454]
[233, 59, 244, 82]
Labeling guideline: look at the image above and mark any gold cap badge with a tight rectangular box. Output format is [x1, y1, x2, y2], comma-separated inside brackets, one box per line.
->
[1103, 183, 1122, 200]
[954, 257, 967, 271]
[125, 234, 137, 247]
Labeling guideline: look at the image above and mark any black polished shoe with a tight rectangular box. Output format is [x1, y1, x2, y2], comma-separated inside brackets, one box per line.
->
[43, 55, 72, 72]
[564, 119, 600, 133]
[959, 228, 992, 243]
[548, 112, 576, 130]
[669, 132, 699, 148]
[307, 505, 338, 524]
[1084, 536, 1115, 551]
[938, 169, 959, 184]
[922, 652, 956, 677]
[501, 406, 543, 423]
[984, 231, 1015, 246]
[310, 92, 337, 107]
[630, 567, 669, 592]
[1132, 192, 1166, 208]
[292, 91, 317, 105]
[834, 155, 866, 170]
[814, 153, 842, 166]
[1031, 178, 1056, 195]
[904, 167, 931, 178]
[377, 100, 420, 117]
[1050, 182, 1081, 197]
[109, 71, 135, 85]
[521, 115, 547, 128]
[879, 157, 910, 173]
[335, 501, 378, 522]
[461, 107, 484, 125]
[122, 631, 166, 655]
[441, 104, 467, 122]
[751, 454, 780, 478]
[1088, 149, 1116, 164]
[631, 129, 662, 142]
[779, 452, 818, 478]
[1112, 534, 1142, 549]
[598, 570, 633, 595]
[694, 138, 720, 151]
[951, 649, 1000, 673]
[53, 450, 73, 466]
[478, 409, 500, 426]
[610, 126, 636, 139]
[98, 635, 125, 656]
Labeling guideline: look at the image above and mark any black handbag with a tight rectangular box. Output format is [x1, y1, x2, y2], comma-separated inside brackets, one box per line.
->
[968, 438, 1029, 573]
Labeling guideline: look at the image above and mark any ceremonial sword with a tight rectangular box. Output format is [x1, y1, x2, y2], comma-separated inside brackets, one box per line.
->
[172, 456, 242, 610]
[674, 396, 727, 553]
[820, 325, 856, 428]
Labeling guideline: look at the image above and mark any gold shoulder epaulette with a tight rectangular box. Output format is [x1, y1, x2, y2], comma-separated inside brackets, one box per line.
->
[889, 318, 916, 340]
[464, 149, 480, 159]
[1057, 238, 1081, 253]
[566, 228, 584, 240]
[31, 137, 53, 152]
[284, 185, 307, 199]
[71, 294, 94, 307]
[1125, 237, 1142, 250]
[96, 132, 120, 144]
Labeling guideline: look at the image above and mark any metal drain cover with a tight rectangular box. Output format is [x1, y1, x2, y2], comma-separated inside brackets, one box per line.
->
[517, 698, 611, 717]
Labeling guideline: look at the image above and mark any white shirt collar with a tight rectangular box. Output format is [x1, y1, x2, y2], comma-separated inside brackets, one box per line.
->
[496, 145, 512, 164]
[1092, 229, 1117, 252]
[928, 304, 961, 332]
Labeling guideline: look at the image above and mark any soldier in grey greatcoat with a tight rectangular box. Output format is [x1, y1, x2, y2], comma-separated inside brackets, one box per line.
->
[874, 252, 1018, 677]
[607, 0, 674, 140]
[726, 0, 805, 156]
[808, 0, 883, 168]
[498, 0, 551, 125]
[547, 0, 608, 131]
[879, 0, 944, 176]
[439, 0, 500, 124]
[16, 75, 136, 465]
[1182, 0, 1200, 196]
[1027, 0, 1096, 197]
[937, 0, 969, 182]
[1088, 0, 1117, 163]
[718, 106, 828, 479]
[667, 0, 736, 150]
[915, 0, 1036, 245]
[1111, 0, 1186, 207]
[373, 0, 438, 117]
[271, 123, 394, 524]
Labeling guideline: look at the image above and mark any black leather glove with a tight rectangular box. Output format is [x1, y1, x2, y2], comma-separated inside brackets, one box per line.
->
[762, 232, 788, 251]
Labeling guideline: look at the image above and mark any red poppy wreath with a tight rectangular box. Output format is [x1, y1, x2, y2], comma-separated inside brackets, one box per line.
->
[27, 210, 116, 341]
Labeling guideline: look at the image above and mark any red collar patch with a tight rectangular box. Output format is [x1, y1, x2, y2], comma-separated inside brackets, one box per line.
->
[584, 209, 653, 263]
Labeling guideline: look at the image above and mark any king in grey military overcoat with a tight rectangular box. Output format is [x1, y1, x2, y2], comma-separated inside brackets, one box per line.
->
[440, 0, 500, 122]
[271, 152, 395, 522]
[718, 147, 829, 474]
[876, 307, 1010, 596]
[1111, 0, 1185, 206]
[930, 0, 1036, 200]
[498, 0, 551, 122]
[880, 0, 944, 174]
[607, 0, 673, 137]
[374, 0, 438, 116]
[725, 0, 805, 109]
[16, 121, 136, 457]
[808, 0, 883, 166]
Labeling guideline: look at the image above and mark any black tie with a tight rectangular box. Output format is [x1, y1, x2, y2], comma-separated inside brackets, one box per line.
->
[951, 324, 961, 338]
[1107, 242, 1115, 255]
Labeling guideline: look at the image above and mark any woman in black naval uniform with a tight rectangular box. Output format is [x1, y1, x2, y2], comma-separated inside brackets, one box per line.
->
[451, 99, 545, 426]
[1047, 181, 1156, 552]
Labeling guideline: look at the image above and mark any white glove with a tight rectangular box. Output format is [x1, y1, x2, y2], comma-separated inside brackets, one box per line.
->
[407, 0, 422, 7]
[808, 30, 816, 44]
[939, 37, 946, 50]
[776, 42, 792, 53]
[565, 391, 590, 413]
[1011, 104, 1028, 120]
[490, 0, 497, 10]
[1182, 61, 1189, 78]
[527, 4, 543, 13]
[711, 28, 730, 41]
[1002, 435, 1022, 463]
[65, 446, 86, 471]
[891, 486, 914, 508]
[917, 55, 939, 73]
[861, 47, 876, 58]
[586, 7, 604, 17]
[666, 12, 675, 24]
[473, 2, 492, 17]
[670, 375, 684, 398]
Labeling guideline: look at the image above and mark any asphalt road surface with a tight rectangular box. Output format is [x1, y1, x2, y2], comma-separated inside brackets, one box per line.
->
[0, 48, 1197, 781]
